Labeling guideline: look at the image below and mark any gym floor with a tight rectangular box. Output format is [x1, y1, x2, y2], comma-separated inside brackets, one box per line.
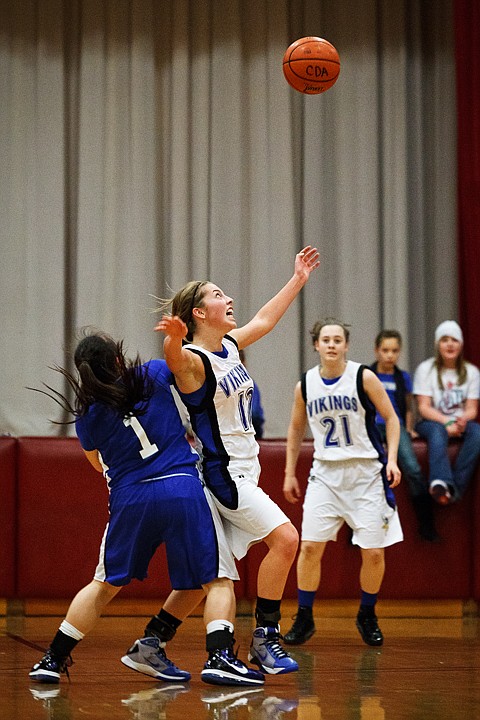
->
[1, 599, 479, 719]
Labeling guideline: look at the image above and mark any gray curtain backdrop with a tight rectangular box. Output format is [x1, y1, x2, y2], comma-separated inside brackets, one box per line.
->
[0, 0, 457, 437]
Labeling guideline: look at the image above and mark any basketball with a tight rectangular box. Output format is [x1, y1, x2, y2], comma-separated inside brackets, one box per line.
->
[282, 36, 340, 95]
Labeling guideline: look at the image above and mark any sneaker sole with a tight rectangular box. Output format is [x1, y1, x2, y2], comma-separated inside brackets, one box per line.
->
[121, 655, 191, 682]
[247, 654, 299, 675]
[201, 669, 265, 687]
[429, 483, 451, 505]
[355, 621, 384, 647]
[284, 626, 316, 645]
[29, 670, 60, 684]
[431, 492, 451, 506]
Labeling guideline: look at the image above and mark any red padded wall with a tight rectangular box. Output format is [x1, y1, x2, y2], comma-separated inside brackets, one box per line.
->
[0, 437, 17, 597]
[245, 440, 474, 601]
[245, 441, 361, 600]
[382, 440, 473, 600]
[472, 464, 480, 602]
[16, 437, 196, 600]
[17, 436, 111, 598]
[12, 436, 477, 602]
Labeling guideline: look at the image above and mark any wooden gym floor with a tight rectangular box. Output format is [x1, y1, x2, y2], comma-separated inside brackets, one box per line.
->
[2, 599, 480, 719]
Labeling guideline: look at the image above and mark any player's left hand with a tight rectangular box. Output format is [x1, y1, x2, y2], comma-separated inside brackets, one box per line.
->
[155, 314, 188, 340]
[294, 245, 320, 283]
[386, 461, 401, 488]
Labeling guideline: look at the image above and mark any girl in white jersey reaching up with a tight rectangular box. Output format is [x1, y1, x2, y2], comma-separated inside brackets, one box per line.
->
[156, 246, 320, 676]
[283, 319, 403, 648]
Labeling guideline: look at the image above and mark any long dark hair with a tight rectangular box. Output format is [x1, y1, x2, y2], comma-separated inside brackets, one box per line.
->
[30, 330, 154, 421]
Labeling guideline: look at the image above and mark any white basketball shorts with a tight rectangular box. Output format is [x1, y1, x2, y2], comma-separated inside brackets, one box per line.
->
[301, 458, 403, 549]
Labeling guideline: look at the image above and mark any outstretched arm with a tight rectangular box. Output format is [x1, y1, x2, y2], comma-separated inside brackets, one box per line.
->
[231, 246, 320, 349]
[154, 315, 206, 393]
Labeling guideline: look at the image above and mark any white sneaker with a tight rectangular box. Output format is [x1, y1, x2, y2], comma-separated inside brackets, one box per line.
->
[429, 479, 452, 505]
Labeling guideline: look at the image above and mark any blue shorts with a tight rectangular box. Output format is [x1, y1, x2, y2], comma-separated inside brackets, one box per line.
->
[94, 473, 219, 589]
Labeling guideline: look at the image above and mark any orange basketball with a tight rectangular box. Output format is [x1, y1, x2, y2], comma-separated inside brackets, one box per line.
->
[283, 36, 340, 95]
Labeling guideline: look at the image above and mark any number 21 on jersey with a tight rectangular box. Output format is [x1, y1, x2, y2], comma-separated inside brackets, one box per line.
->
[322, 414, 353, 447]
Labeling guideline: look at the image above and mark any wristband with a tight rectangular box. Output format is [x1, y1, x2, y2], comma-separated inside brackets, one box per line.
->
[443, 419, 455, 428]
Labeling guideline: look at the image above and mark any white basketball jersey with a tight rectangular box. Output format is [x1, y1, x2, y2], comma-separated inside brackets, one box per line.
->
[304, 360, 384, 464]
[182, 335, 259, 462]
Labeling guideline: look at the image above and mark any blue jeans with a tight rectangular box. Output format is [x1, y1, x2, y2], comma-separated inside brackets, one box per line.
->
[377, 424, 426, 496]
[415, 419, 480, 500]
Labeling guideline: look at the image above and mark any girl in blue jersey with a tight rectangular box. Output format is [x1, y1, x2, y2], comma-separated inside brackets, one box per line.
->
[29, 330, 264, 687]
[155, 246, 320, 676]
[282, 319, 403, 648]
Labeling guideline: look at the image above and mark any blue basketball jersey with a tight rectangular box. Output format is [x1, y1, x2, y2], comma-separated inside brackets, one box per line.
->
[75, 359, 198, 489]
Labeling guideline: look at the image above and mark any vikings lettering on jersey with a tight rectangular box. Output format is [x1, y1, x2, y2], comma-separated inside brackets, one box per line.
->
[307, 394, 358, 416]
[218, 363, 252, 397]
[176, 336, 259, 509]
[304, 361, 385, 463]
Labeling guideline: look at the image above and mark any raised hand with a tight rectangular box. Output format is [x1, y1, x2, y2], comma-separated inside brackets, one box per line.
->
[294, 245, 320, 283]
[155, 315, 188, 340]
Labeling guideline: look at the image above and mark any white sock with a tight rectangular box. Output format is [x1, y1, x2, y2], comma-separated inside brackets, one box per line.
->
[59, 620, 85, 641]
[206, 620, 234, 636]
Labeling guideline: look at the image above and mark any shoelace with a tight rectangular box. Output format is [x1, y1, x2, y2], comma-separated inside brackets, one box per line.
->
[45, 650, 73, 681]
[156, 645, 178, 668]
[263, 632, 289, 659]
[62, 655, 73, 681]
[361, 617, 380, 632]
[223, 645, 246, 667]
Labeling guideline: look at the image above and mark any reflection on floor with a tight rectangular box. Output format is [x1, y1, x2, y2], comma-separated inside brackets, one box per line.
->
[1, 602, 480, 720]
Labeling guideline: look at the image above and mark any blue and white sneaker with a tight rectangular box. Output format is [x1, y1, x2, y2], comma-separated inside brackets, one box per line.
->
[248, 627, 299, 675]
[121, 637, 191, 682]
[201, 647, 265, 686]
[29, 649, 73, 684]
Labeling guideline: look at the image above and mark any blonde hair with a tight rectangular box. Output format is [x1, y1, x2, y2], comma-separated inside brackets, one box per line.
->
[434, 345, 467, 389]
[158, 281, 209, 341]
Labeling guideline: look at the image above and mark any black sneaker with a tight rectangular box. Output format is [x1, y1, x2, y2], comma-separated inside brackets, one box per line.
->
[29, 649, 73, 684]
[201, 647, 265, 686]
[356, 614, 384, 647]
[284, 610, 316, 645]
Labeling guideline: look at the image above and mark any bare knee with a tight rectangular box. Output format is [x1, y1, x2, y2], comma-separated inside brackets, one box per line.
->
[300, 540, 324, 563]
[92, 579, 122, 601]
[203, 577, 232, 595]
[361, 548, 384, 568]
[266, 522, 299, 562]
